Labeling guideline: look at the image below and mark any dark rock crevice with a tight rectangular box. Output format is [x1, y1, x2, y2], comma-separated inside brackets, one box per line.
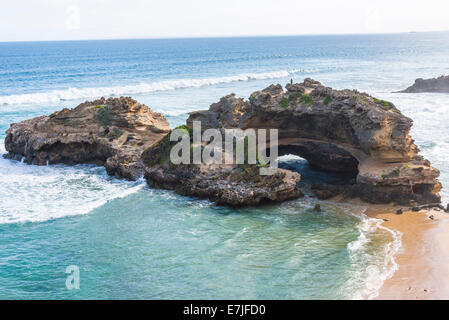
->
[38, 141, 112, 165]
[277, 143, 360, 175]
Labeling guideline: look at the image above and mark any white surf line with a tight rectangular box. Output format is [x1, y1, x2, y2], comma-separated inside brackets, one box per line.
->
[368, 221, 403, 300]
[0, 69, 301, 106]
[354, 208, 403, 300]
[339, 204, 402, 300]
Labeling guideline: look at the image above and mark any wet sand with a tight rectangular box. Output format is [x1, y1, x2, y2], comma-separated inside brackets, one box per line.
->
[365, 207, 449, 300]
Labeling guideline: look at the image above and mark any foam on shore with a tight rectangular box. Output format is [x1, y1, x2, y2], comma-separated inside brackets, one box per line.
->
[343, 209, 402, 300]
[0, 140, 145, 224]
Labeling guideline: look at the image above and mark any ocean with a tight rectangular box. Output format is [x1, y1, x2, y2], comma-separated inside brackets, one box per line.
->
[1, 33, 449, 299]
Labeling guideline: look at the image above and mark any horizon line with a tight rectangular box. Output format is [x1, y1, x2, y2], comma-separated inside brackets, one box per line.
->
[1, 29, 449, 44]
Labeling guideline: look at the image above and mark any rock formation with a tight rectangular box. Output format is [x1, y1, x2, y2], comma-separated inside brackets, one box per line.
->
[142, 127, 304, 206]
[398, 75, 449, 93]
[4, 79, 442, 206]
[183, 78, 441, 205]
[4, 97, 169, 180]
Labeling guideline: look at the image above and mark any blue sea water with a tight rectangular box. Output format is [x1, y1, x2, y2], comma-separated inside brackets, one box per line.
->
[1, 33, 449, 299]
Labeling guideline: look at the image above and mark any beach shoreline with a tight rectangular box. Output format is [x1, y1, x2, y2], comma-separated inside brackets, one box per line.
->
[364, 206, 449, 300]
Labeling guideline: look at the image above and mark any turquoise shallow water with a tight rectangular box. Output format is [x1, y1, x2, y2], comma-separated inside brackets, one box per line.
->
[1, 33, 449, 299]
[0, 187, 394, 299]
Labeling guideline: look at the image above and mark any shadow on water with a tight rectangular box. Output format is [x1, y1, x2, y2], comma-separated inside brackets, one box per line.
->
[277, 154, 355, 187]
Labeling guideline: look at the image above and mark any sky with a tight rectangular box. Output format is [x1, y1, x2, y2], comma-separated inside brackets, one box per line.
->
[1, 0, 449, 42]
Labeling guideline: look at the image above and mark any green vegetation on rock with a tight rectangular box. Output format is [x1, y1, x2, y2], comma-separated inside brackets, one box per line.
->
[299, 94, 313, 105]
[288, 92, 301, 102]
[142, 134, 172, 166]
[391, 168, 400, 177]
[108, 128, 122, 140]
[175, 125, 192, 135]
[143, 126, 194, 167]
[96, 106, 112, 127]
[374, 98, 394, 111]
[279, 97, 289, 109]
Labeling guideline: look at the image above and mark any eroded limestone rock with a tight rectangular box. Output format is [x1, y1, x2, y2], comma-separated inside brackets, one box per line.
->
[142, 126, 303, 206]
[183, 78, 441, 205]
[4, 97, 169, 180]
[4, 79, 442, 206]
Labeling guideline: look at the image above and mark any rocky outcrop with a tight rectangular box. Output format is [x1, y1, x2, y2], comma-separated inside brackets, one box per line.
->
[145, 164, 303, 206]
[142, 127, 303, 206]
[4, 97, 169, 180]
[4, 79, 442, 206]
[398, 75, 449, 93]
[184, 78, 441, 205]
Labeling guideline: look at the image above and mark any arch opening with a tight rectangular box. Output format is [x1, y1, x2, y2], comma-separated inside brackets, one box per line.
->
[276, 143, 359, 186]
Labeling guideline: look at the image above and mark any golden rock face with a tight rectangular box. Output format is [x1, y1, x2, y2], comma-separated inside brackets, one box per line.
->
[181, 79, 441, 205]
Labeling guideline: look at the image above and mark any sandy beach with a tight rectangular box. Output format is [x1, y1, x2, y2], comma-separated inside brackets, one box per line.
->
[365, 207, 449, 300]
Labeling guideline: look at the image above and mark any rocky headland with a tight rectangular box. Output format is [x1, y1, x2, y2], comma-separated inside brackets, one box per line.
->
[398, 75, 449, 93]
[4, 79, 442, 206]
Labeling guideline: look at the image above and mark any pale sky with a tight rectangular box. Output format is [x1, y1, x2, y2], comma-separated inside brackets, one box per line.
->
[1, 0, 449, 42]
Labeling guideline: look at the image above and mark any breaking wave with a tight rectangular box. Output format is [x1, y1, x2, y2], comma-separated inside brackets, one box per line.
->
[0, 69, 299, 106]
[0, 140, 145, 224]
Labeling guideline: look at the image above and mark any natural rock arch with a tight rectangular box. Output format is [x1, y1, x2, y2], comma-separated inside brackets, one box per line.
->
[4, 80, 442, 206]
[185, 79, 441, 205]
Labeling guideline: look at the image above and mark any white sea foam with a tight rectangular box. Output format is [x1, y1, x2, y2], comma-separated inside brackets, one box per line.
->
[0, 70, 299, 106]
[344, 210, 402, 300]
[0, 140, 145, 224]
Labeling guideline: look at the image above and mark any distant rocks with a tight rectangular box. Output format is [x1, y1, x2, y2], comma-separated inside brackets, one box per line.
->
[398, 75, 449, 93]
[4, 97, 169, 180]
